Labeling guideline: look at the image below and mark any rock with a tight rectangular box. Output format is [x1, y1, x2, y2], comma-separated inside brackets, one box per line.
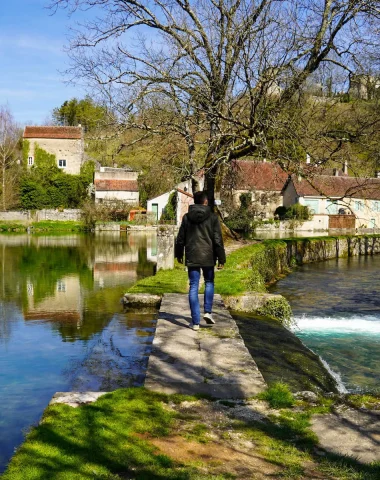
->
[49, 391, 108, 408]
[223, 293, 285, 313]
[123, 293, 161, 307]
[294, 391, 319, 403]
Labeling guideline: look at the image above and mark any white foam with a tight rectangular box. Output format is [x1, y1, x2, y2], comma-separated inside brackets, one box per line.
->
[291, 314, 380, 335]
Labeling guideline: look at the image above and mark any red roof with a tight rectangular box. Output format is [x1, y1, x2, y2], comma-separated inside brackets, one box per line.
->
[291, 175, 380, 200]
[229, 160, 288, 192]
[23, 126, 82, 140]
[94, 179, 139, 192]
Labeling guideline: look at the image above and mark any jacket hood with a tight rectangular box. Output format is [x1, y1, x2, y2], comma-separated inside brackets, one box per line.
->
[187, 204, 211, 224]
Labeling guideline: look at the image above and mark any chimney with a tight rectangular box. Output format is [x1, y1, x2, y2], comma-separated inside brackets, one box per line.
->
[306, 154, 311, 164]
[343, 161, 348, 175]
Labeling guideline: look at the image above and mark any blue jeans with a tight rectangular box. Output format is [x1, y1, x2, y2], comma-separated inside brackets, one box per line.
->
[188, 267, 214, 325]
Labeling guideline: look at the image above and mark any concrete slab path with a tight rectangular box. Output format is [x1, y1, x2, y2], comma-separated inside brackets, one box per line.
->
[145, 293, 267, 399]
[311, 407, 380, 463]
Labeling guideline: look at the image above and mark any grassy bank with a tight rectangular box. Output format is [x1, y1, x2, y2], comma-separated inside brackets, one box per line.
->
[127, 240, 289, 297]
[3, 387, 380, 479]
[0, 221, 86, 232]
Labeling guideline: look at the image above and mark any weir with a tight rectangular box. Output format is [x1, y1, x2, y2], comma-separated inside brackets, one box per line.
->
[144, 293, 267, 398]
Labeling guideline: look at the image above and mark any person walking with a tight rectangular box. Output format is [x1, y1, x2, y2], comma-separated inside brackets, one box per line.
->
[175, 191, 226, 330]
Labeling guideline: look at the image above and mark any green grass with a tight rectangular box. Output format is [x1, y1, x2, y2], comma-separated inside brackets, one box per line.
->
[257, 382, 295, 409]
[0, 220, 86, 232]
[127, 264, 189, 294]
[126, 241, 288, 297]
[4, 387, 380, 479]
[2, 388, 196, 480]
[31, 221, 86, 232]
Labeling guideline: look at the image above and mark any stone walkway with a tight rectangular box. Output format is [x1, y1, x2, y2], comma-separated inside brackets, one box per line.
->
[144, 293, 267, 399]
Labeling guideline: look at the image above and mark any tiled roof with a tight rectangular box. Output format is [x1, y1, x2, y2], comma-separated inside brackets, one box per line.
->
[23, 126, 83, 139]
[94, 179, 139, 192]
[291, 175, 380, 200]
[230, 160, 288, 192]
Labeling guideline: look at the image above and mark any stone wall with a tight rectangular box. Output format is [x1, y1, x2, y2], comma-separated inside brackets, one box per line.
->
[285, 235, 380, 265]
[0, 209, 82, 222]
[156, 225, 175, 270]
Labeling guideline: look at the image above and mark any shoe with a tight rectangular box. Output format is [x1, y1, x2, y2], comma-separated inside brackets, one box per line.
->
[188, 322, 200, 331]
[203, 313, 215, 324]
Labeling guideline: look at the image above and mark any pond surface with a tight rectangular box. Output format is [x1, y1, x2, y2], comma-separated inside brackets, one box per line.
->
[0, 232, 157, 473]
[270, 255, 380, 394]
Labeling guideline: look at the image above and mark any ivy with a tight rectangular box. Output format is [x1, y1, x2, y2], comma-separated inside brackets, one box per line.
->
[19, 144, 93, 210]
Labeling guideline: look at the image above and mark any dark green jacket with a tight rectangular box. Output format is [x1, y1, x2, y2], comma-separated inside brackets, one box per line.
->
[175, 205, 226, 267]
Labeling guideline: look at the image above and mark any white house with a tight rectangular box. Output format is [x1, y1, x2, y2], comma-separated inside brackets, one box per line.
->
[23, 126, 84, 175]
[147, 176, 205, 225]
[94, 166, 139, 204]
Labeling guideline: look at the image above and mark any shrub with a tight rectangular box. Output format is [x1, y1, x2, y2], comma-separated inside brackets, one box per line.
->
[258, 382, 295, 409]
[285, 204, 312, 221]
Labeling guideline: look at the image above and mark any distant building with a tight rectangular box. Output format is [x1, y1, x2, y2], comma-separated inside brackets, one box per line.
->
[94, 166, 139, 204]
[224, 160, 288, 218]
[23, 126, 84, 175]
[349, 74, 380, 100]
[283, 174, 380, 229]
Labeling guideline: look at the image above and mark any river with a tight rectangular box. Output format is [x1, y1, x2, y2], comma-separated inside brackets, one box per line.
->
[270, 255, 380, 394]
[0, 232, 157, 473]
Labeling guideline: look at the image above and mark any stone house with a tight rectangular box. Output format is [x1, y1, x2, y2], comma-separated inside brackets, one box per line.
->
[224, 160, 288, 218]
[94, 166, 139, 204]
[23, 126, 84, 175]
[283, 174, 380, 229]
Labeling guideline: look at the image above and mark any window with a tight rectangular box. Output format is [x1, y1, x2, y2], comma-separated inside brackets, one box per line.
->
[373, 201, 380, 212]
[355, 200, 363, 212]
[58, 159, 67, 168]
[303, 199, 319, 214]
[28, 156, 34, 166]
[57, 280, 66, 292]
[326, 200, 338, 214]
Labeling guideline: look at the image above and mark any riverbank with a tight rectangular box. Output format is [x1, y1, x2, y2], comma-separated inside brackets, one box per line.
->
[2, 235, 380, 478]
[3, 387, 380, 479]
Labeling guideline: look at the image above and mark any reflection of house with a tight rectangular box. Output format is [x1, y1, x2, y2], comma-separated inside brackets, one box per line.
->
[94, 166, 139, 204]
[23, 126, 84, 174]
[224, 160, 288, 218]
[283, 174, 380, 229]
[24, 275, 83, 324]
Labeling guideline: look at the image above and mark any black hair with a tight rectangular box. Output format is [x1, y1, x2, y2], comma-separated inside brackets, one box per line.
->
[194, 191, 208, 205]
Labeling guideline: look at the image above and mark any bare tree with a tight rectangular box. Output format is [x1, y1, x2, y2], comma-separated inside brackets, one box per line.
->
[0, 106, 20, 211]
[50, 0, 380, 204]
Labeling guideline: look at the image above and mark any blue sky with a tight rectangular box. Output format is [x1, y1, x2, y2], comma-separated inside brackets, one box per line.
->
[0, 0, 86, 125]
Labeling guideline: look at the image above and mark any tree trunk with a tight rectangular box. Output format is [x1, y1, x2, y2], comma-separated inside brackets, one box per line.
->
[2, 162, 5, 211]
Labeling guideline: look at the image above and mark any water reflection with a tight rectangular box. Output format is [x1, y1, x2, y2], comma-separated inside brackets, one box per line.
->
[0, 232, 157, 473]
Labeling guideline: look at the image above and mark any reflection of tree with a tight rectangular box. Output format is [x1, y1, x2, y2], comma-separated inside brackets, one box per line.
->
[0, 301, 19, 344]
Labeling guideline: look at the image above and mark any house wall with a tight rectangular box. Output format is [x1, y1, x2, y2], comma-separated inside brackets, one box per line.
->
[147, 191, 173, 222]
[282, 181, 298, 207]
[96, 191, 139, 203]
[232, 188, 283, 218]
[95, 169, 138, 181]
[28, 138, 84, 175]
